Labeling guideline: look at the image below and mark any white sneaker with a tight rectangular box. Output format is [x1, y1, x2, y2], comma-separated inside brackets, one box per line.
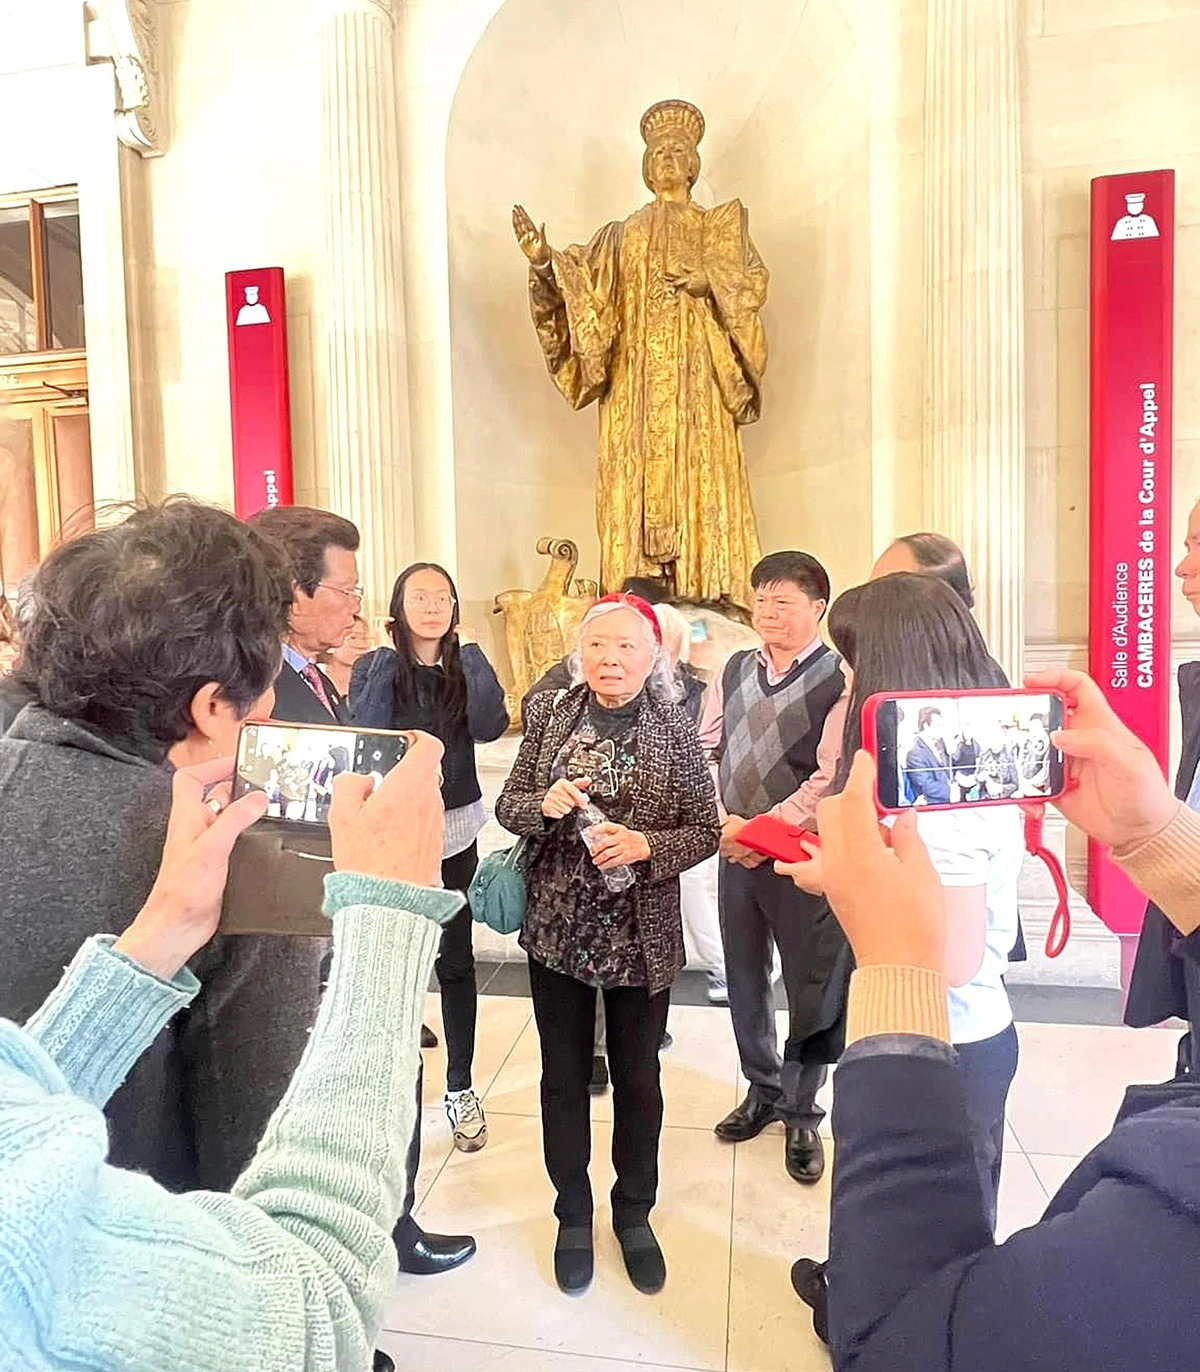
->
[706, 973, 729, 1006]
[445, 1088, 488, 1153]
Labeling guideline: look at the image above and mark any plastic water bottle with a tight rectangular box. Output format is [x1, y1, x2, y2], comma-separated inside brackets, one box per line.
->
[577, 800, 637, 893]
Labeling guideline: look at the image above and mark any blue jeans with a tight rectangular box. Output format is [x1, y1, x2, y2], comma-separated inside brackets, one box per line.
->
[956, 1021, 1020, 1233]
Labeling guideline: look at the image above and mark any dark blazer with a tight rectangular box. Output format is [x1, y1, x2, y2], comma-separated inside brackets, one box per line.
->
[495, 683, 720, 994]
[1126, 661, 1200, 1032]
[827, 1041, 1200, 1371]
[905, 735, 953, 805]
[272, 661, 347, 724]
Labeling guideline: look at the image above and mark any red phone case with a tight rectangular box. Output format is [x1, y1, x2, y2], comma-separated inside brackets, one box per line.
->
[860, 688, 1068, 815]
[736, 814, 819, 864]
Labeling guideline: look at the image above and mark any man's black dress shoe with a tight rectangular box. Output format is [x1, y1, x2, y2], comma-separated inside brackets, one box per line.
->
[421, 1024, 438, 1050]
[396, 1223, 477, 1275]
[714, 1091, 777, 1142]
[791, 1257, 830, 1343]
[785, 1124, 825, 1183]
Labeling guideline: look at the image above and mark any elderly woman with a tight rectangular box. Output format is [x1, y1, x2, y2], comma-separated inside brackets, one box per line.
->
[496, 593, 719, 1297]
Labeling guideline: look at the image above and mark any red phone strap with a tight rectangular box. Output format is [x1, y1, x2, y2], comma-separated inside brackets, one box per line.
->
[1023, 809, 1071, 958]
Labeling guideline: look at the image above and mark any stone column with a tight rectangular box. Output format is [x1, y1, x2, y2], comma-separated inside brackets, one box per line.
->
[318, 0, 414, 619]
[923, 0, 1025, 679]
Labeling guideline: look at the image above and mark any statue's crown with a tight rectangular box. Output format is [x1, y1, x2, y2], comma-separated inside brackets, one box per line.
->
[640, 99, 705, 148]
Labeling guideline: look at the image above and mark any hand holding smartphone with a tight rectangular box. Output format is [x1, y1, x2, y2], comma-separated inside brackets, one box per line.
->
[231, 721, 412, 826]
[862, 688, 1067, 815]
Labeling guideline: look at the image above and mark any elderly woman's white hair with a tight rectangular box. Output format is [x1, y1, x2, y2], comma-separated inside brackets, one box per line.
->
[568, 596, 683, 704]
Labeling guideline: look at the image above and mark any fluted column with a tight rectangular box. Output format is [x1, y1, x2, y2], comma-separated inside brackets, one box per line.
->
[923, 0, 1025, 679]
[318, 0, 414, 619]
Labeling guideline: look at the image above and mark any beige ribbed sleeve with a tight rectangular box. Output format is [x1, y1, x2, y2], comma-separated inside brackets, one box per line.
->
[845, 965, 952, 1046]
[1113, 802, 1200, 937]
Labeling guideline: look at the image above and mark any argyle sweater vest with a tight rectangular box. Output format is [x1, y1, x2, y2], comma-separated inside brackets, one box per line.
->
[717, 645, 845, 818]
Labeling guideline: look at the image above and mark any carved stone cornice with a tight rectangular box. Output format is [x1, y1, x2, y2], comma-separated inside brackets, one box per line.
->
[90, 0, 162, 156]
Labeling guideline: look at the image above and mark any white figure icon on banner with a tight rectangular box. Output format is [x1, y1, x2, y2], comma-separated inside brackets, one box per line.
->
[235, 285, 272, 325]
[1111, 193, 1160, 241]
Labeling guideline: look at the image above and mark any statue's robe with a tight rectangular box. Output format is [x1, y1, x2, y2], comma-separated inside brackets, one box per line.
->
[528, 197, 768, 606]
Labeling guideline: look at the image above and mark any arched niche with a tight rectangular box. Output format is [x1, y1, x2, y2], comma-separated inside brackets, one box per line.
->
[447, 0, 874, 613]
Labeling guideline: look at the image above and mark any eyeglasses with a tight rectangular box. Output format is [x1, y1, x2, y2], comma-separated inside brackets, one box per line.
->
[317, 581, 364, 603]
[404, 592, 456, 610]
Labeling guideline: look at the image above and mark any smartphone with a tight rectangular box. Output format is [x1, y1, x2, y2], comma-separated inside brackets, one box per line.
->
[862, 688, 1066, 814]
[231, 720, 411, 825]
[736, 814, 819, 864]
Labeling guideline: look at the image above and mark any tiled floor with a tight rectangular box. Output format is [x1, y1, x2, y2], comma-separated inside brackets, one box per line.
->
[378, 996, 1179, 1372]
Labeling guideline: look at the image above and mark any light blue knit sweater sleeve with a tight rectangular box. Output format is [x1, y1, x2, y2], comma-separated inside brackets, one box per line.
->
[0, 877, 448, 1372]
[23, 935, 199, 1107]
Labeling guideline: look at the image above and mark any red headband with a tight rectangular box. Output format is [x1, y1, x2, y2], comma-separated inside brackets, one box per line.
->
[589, 593, 663, 646]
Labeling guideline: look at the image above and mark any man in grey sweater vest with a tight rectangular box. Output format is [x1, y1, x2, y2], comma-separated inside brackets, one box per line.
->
[698, 551, 853, 1183]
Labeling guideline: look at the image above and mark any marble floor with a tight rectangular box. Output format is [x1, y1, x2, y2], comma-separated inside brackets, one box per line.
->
[377, 995, 1179, 1372]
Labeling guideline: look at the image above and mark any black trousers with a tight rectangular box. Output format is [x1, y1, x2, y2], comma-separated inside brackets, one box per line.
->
[438, 844, 479, 1093]
[956, 1021, 1020, 1234]
[719, 859, 853, 1126]
[528, 955, 671, 1229]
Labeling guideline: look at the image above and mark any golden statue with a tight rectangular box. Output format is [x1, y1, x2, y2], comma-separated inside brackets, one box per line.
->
[513, 99, 768, 609]
[494, 537, 598, 710]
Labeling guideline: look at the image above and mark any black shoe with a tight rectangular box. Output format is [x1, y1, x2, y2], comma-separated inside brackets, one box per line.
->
[791, 1257, 829, 1344]
[615, 1222, 666, 1294]
[785, 1124, 825, 1184]
[396, 1223, 477, 1275]
[714, 1092, 777, 1143]
[588, 1054, 610, 1095]
[373, 1352, 396, 1372]
[660, 1030, 673, 1051]
[554, 1222, 594, 1294]
[421, 1024, 438, 1050]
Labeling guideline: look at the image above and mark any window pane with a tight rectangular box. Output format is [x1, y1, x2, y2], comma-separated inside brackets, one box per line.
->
[52, 412, 95, 537]
[44, 200, 84, 350]
[0, 205, 36, 354]
[0, 415, 40, 594]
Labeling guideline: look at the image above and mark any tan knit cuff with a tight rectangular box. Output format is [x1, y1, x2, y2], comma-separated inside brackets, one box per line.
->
[1113, 802, 1200, 937]
[846, 965, 951, 1046]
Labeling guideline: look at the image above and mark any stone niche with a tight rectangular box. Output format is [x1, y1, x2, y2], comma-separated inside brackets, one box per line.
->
[445, 0, 905, 666]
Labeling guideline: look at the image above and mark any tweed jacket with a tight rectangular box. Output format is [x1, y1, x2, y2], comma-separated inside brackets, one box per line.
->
[496, 683, 720, 994]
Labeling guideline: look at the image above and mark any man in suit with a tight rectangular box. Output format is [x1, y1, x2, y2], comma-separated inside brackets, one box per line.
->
[904, 707, 953, 806]
[1126, 499, 1200, 1074]
[249, 507, 477, 1281]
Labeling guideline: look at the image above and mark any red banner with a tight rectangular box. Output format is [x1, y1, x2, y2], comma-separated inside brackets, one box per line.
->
[1088, 170, 1174, 936]
[226, 267, 294, 519]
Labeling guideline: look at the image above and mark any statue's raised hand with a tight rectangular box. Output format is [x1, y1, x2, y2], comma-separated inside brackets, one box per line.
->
[513, 204, 551, 269]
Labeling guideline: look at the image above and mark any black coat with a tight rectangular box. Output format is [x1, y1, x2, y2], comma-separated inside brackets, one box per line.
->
[905, 735, 953, 805]
[1125, 661, 1200, 1030]
[272, 661, 347, 724]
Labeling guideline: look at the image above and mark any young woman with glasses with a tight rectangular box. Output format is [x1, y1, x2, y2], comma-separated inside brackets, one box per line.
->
[350, 562, 509, 1154]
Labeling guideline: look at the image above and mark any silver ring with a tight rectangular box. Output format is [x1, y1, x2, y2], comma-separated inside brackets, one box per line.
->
[207, 798, 224, 815]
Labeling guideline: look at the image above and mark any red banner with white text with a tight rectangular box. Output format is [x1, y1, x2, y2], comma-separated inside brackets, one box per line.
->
[1088, 170, 1174, 936]
[226, 267, 294, 519]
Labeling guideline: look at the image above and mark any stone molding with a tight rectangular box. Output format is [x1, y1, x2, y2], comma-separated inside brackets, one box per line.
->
[90, 0, 161, 156]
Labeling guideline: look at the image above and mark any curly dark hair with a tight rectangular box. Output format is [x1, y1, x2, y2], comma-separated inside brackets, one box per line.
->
[15, 500, 293, 754]
[248, 506, 360, 595]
